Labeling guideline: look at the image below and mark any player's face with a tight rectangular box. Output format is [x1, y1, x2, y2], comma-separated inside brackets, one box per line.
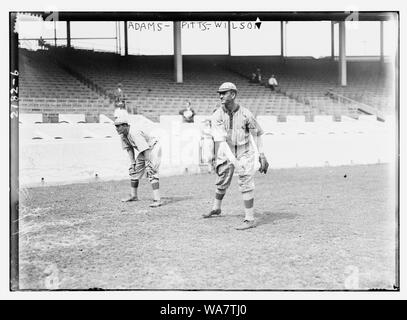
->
[219, 90, 235, 106]
[115, 124, 128, 135]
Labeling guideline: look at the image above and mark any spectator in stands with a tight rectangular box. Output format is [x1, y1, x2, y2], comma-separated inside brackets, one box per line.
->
[113, 82, 126, 109]
[38, 37, 46, 50]
[255, 68, 262, 83]
[179, 101, 196, 123]
[249, 72, 257, 83]
[268, 74, 279, 92]
[249, 68, 262, 84]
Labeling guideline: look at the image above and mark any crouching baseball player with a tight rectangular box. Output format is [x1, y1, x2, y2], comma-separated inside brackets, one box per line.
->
[202, 82, 269, 230]
[114, 110, 163, 208]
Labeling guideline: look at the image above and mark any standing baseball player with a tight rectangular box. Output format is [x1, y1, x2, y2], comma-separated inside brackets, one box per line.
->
[203, 82, 269, 230]
[114, 109, 163, 208]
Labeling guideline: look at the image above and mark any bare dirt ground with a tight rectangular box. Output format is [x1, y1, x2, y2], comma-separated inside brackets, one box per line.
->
[18, 164, 397, 290]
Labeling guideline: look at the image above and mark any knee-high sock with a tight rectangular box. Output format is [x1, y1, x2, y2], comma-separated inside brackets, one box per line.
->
[131, 180, 139, 198]
[151, 181, 160, 201]
[213, 189, 226, 210]
[242, 191, 254, 221]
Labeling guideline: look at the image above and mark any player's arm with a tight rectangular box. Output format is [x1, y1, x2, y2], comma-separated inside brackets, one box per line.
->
[247, 112, 265, 153]
[140, 148, 151, 161]
[131, 130, 152, 162]
[218, 141, 237, 165]
[251, 133, 269, 173]
[252, 133, 264, 155]
[211, 112, 237, 166]
[248, 114, 269, 173]
[125, 147, 136, 165]
[139, 147, 154, 175]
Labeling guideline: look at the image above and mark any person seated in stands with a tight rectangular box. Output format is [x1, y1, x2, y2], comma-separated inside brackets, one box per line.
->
[179, 101, 196, 123]
[249, 72, 257, 83]
[249, 68, 262, 84]
[113, 82, 126, 110]
[268, 74, 279, 92]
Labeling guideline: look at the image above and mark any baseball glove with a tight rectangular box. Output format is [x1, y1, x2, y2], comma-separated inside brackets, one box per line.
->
[258, 154, 269, 174]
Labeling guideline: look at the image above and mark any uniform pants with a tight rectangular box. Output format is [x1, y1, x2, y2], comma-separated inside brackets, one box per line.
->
[129, 142, 161, 184]
[215, 148, 256, 193]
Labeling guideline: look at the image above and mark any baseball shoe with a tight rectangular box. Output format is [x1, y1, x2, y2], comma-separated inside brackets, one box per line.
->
[202, 209, 221, 218]
[235, 220, 256, 230]
[149, 200, 163, 208]
[121, 196, 139, 202]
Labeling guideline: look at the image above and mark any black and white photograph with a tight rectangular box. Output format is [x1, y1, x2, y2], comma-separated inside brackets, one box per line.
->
[6, 4, 403, 296]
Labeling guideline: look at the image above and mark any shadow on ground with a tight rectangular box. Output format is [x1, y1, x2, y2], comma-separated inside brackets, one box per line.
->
[256, 211, 299, 226]
[161, 196, 194, 205]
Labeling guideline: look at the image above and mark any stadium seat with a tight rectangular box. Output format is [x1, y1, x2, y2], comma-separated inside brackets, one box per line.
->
[19, 48, 394, 122]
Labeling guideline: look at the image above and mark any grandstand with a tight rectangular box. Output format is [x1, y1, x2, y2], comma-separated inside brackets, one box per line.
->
[18, 47, 395, 122]
[19, 49, 111, 122]
[226, 57, 395, 119]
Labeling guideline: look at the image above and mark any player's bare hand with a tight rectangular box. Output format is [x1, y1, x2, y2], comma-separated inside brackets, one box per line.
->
[258, 153, 269, 174]
[129, 164, 136, 175]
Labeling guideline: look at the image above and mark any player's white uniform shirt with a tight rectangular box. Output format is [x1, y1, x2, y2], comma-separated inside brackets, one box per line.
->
[211, 104, 264, 160]
[120, 125, 158, 153]
[211, 104, 264, 193]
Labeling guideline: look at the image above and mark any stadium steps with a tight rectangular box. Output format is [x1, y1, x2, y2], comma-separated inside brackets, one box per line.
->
[19, 48, 111, 120]
[18, 48, 394, 121]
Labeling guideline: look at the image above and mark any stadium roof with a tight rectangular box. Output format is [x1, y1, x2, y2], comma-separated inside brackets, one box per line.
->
[14, 11, 397, 22]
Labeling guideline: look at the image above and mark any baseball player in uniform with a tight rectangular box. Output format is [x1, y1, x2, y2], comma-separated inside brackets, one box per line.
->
[114, 109, 163, 208]
[202, 82, 269, 230]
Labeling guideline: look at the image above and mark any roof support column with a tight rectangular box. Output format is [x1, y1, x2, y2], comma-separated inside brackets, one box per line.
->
[54, 21, 57, 47]
[228, 21, 231, 56]
[173, 21, 183, 83]
[338, 21, 347, 86]
[124, 21, 128, 56]
[67, 21, 71, 48]
[380, 21, 384, 63]
[280, 21, 285, 59]
[331, 21, 335, 59]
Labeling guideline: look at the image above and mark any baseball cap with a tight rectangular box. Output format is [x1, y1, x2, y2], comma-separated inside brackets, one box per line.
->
[113, 108, 129, 125]
[217, 82, 237, 93]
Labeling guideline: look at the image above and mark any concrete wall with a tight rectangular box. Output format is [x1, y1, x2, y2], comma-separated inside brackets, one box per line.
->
[19, 115, 396, 187]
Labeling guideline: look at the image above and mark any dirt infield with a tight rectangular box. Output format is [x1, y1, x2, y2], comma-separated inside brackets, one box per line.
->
[18, 164, 397, 290]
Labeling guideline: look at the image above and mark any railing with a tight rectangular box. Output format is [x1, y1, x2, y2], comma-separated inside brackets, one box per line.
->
[326, 89, 385, 122]
[277, 88, 318, 120]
